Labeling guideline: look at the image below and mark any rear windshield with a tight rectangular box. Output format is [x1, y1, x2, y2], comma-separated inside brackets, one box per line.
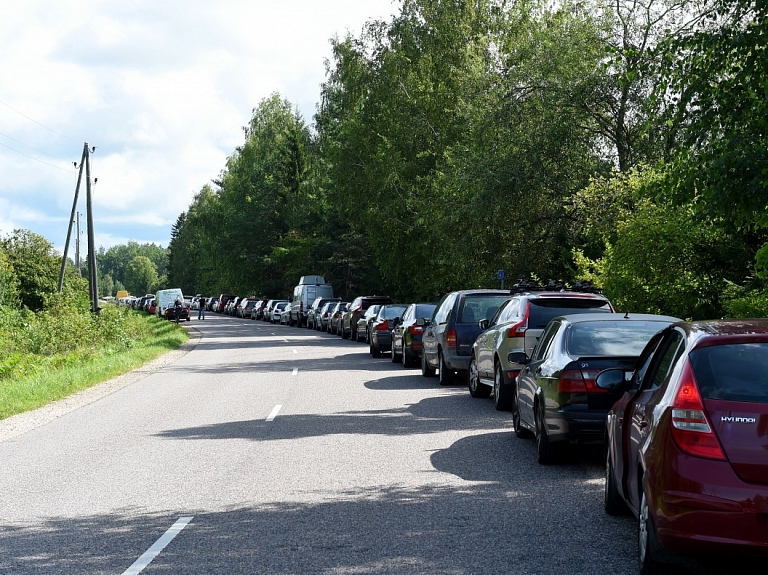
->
[690, 343, 768, 403]
[529, 299, 612, 329]
[380, 305, 407, 319]
[457, 295, 511, 324]
[566, 321, 669, 357]
[415, 304, 436, 318]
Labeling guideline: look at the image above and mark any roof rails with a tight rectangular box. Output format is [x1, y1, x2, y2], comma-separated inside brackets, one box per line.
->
[509, 278, 603, 295]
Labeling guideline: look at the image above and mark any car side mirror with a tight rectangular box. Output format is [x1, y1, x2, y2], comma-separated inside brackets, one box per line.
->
[507, 351, 529, 365]
[595, 369, 631, 391]
[479, 319, 489, 330]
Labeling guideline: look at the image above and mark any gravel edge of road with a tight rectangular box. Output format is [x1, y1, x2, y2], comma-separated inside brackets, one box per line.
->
[0, 326, 202, 443]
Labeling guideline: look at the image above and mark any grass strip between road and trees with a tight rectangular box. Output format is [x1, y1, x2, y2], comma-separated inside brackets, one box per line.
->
[0, 310, 188, 421]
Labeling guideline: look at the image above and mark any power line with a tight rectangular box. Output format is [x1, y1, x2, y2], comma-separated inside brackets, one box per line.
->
[0, 129, 73, 162]
[0, 140, 75, 173]
[0, 97, 80, 143]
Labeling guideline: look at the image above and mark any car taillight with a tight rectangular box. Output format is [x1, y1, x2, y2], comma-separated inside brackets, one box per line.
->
[376, 320, 389, 331]
[506, 305, 530, 337]
[409, 325, 423, 335]
[670, 362, 726, 460]
[557, 370, 588, 393]
[446, 329, 457, 347]
[506, 369, 521, 381]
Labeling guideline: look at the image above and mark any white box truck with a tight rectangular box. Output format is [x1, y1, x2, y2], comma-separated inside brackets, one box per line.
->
[290, 276, 334, 327]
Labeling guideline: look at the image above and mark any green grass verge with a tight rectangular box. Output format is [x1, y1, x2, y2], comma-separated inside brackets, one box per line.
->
[0, 315, 189, 421]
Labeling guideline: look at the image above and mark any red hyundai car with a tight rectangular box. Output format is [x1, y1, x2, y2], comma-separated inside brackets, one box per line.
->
[599, 319, 768, 572]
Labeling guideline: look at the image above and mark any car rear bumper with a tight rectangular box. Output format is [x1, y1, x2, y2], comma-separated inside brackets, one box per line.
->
[648, 446, 768, 555]
[544, 409, 606, 443]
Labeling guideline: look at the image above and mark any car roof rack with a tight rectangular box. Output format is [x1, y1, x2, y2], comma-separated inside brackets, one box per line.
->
[510, 278, 603, 295]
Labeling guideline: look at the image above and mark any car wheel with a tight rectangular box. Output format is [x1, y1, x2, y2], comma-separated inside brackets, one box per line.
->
[369, 338, 381, 358]
[638, 485, 668, 574]
[402, 344, 415, 368]
[391, 342, 400, 363]
[493, 362, 513, 411]
[535, 402, 560, 464]
[605, 446, 629, 516]
[421, 350, 436, 377]
[468, 357, 491, 398]
[341, 323, 348, 339]
[512, 387, 533, 439]
[438, 350, 453, 386]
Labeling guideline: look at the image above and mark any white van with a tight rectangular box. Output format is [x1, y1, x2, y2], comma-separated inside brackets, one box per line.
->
[290, 276, 334, 327]
[156, 288, 189, 321]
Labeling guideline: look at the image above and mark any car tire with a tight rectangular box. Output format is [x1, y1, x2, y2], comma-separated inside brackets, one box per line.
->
[605, 446, 629, 516]
[493, 362, 513, 411]
[391, 342, 400, 363]
[468, 357, 491, 398]
[535, 402, 560, 464]
[370, 339, 381, 358]
[402, 344, 415, 368]
[438, 350, 453, 386]
[638, 485, 669, 575]
[421, 350, 436, 377]
[341, 323, 348, 339]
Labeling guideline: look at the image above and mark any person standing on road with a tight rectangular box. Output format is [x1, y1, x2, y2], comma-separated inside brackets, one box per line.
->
[198, 297, 206, 320]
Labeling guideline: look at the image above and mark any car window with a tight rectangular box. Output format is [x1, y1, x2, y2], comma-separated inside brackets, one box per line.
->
[380, 305, 407, 319]
[435, 294, 456, 324]
[643, 330, 685, 391]
[457, 294, 510, 324]
[527, 299, 612, 329]
[532, 320, 561, 362]
[566, 321, 672, 357]
[414, 304, 436, 319]
[489, 299, 513, 326]
[690, 343, 768, 403]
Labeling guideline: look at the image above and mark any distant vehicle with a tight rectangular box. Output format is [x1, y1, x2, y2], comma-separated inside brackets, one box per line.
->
[391, 303, 437, 367]
[156, 288, 190, 321]
[290, 275, 334, 327]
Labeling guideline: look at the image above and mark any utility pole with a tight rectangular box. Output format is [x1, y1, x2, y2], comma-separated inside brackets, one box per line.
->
[75, 212, 81, 275]
[58, 142, 99, 313]
[58, 144, 87, 292]
[85, 145, 99, 312]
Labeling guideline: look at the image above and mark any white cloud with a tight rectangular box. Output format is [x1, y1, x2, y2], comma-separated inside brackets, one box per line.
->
[0, 0, 398, 251]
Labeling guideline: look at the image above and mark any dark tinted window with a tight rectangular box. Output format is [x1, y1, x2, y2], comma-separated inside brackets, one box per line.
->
[457, 294, 510, 324]
[566, 321, 670, 357]
[414, 304, 436, 319]
[380, 305, 407, 319]
[527, 299, 612, 329]
[690, 343, 768, 403]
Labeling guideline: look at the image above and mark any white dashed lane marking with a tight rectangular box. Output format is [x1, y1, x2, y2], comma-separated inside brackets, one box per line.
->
[266, 405, 282, 421]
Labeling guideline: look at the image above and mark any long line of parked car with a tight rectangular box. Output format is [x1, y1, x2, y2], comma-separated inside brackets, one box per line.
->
[193, 278, 767, 572]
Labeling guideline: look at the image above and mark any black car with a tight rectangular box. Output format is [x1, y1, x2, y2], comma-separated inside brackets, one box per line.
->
[513, 312, 680, 464]
[368, 304, 407, 357]
[391, 303, 437, 367]
[421, 290, 511, 385]
[340, 296, 394, 340]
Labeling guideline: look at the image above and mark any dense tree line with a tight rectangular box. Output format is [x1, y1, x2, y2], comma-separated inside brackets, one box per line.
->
[166, 0, 768, 319]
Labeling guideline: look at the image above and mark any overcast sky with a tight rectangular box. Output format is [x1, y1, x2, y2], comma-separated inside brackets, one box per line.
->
[0, 0, 397, 254]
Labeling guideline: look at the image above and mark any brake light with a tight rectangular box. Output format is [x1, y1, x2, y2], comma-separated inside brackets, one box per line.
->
[409, 325, 423, 335]
[446, 329, 457, 347]
[376, 320, 389, 331]
[506, 304, 530, 337]
[557, 370, 588, 393]
[670, 361, 725, 460]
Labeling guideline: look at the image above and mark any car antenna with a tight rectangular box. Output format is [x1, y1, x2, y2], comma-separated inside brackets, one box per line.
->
[624, 311, 630, 319]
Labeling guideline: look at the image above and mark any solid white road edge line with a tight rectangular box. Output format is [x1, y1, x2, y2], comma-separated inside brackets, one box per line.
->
[266, 404, 282, 421]
[121, 516, 193, 575]
[292, 368, 299, 376]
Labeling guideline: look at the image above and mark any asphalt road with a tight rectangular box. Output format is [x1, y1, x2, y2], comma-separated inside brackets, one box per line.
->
[0, 314, 759, 574]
